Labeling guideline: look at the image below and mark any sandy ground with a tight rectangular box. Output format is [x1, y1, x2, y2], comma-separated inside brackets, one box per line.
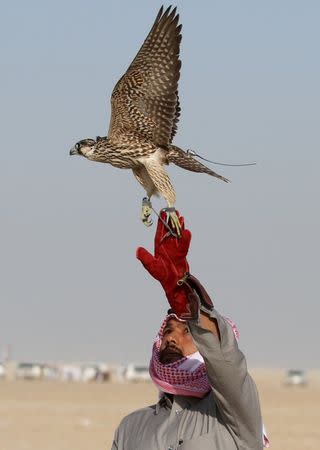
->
[0, 370, 319, 450]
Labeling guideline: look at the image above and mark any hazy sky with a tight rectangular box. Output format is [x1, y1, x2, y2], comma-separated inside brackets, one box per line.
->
[1, 0, 319, 368]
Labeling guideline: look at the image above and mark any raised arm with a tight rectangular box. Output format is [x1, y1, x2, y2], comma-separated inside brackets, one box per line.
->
[189, 307, 263, 449]
[136, 211, 265, 448]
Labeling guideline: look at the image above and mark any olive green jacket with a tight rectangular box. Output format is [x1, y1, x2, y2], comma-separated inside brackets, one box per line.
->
[111, 309, 263, 450]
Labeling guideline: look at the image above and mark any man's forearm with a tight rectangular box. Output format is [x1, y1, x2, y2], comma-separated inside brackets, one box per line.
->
[197, 311, 221, 340]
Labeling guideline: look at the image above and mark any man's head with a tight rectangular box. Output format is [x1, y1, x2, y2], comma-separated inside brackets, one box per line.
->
[149, 313, 211, 398]
[159, 318, 197, 364]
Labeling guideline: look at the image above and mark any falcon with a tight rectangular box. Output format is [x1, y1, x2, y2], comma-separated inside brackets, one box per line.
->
[70, 6, 228, 234]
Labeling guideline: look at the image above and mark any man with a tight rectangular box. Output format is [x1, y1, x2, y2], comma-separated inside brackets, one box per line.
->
[111, 212, 268, 449]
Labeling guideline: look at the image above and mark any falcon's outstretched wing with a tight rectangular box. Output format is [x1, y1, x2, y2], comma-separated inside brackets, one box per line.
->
[107, 6, 182, 147]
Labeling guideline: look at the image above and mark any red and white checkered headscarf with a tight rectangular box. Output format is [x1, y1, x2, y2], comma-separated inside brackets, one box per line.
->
[149, 313, 239, 398]
[149, 313, 211, 398]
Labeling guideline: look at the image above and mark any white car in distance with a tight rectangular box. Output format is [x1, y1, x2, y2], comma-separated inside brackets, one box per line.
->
[285, 369, 307, 387]
[125, 364, 150, 382]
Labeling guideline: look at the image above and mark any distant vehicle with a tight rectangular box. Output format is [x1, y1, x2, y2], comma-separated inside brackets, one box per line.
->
[125, 364, 150, 382]
[285, 369, 307, 386]
[81, 364, 99, 382]
[60, 364, 82, 382]
[0, 363, 5, 379]
[42, 365, 61, 381]
[16, 362, 43, 380]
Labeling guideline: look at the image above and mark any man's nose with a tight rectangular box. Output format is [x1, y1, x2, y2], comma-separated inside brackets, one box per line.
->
[167, 334, 178, 344]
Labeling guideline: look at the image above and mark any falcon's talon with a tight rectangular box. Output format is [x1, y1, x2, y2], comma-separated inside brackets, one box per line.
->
[141, 197, 153, 227]
[142, 217, 153, 227]
[162, 207, 181, 237]
[169, 211, 181, 237]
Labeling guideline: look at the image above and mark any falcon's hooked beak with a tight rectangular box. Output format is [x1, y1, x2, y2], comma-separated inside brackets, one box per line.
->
[69, 146, 78, 156]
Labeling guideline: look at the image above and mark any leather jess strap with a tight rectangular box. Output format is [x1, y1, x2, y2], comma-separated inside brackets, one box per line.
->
[177, 273, 214, 320]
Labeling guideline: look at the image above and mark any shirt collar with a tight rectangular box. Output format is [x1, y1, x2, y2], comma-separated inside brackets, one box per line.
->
[155, 394, 195, 415]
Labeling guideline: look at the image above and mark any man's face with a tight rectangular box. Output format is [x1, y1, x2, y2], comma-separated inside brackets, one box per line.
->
[159, 319, 197, 364]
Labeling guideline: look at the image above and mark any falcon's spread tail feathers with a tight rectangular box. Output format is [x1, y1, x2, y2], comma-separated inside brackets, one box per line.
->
[167, 146, 229, 183]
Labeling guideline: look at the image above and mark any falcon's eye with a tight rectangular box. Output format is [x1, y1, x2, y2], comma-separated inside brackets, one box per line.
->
[75, 143, 80, 150]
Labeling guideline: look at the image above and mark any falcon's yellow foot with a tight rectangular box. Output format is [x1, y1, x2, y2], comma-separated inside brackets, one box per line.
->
[141, 197, 153, 227]
[164, 207, 181, 237]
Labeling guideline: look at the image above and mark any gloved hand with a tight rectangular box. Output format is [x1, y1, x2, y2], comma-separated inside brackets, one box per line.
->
[136, 211, 214, 319]
[136, 210, 192, 317]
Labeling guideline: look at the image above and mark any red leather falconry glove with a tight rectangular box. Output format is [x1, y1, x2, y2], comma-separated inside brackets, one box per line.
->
[136, 211, 192, 318]
[137, 211, 215, 319]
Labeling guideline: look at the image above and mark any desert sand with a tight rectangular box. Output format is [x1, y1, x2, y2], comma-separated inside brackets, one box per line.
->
[0, 369, 319, 450]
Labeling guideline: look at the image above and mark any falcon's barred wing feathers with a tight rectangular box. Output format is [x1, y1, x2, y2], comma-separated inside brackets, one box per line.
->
[107, 6, 182, 147]
[170, 91, 181, 143]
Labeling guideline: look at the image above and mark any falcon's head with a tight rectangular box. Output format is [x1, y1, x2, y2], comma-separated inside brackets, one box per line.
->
[70, 139, 96, 158]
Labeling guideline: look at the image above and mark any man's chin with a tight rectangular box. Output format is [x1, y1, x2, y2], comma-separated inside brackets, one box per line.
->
[160, 351, 184, 364]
